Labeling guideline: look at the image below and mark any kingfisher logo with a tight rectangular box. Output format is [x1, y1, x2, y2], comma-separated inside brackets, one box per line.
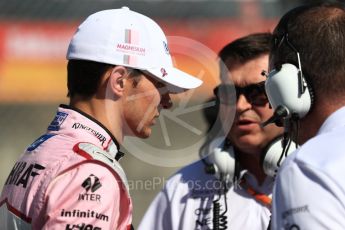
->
[72, 123, 106, 145]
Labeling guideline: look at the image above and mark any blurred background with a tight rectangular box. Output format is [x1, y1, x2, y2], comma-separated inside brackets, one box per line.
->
[0, 0, 319, 227]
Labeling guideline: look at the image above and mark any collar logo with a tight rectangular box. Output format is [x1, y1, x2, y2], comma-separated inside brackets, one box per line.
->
[48, 112, 68, 131]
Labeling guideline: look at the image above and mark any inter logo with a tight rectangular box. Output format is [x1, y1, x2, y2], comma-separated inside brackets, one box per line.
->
[81, 174, 101, 192]
[78, 174, 102, 202]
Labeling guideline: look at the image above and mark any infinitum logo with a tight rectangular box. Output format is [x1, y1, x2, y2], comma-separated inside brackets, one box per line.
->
[79, 174, 102, 202]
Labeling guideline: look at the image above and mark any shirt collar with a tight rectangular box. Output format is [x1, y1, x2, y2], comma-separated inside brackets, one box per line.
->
[317, 106, 345, 135]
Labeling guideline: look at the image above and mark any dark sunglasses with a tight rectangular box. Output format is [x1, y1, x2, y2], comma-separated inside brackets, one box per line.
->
[214, 81, 268, 106]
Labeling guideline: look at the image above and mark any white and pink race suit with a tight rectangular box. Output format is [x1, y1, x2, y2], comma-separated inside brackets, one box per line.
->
[0, 104, 133, 230]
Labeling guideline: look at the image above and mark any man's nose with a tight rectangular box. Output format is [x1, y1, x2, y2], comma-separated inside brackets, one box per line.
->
[236, 94, 252, 112]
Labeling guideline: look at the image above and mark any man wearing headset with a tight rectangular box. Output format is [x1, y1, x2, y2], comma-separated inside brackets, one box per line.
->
[138, 33, 284, 230]
[265, 2, 345, 229]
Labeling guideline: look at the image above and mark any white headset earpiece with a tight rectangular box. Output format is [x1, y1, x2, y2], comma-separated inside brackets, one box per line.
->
[207, 146, 237, 183]
[261, 137, 297, 177]
[265, 33, 314, 120]
[265, 63, 312, 119]
[205, 137, 297, 181]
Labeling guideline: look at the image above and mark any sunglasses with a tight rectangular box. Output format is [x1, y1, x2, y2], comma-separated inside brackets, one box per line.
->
[214, 81, 268, 106]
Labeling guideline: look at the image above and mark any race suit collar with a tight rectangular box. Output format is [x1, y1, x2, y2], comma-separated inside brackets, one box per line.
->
[48, 104, 123, 160]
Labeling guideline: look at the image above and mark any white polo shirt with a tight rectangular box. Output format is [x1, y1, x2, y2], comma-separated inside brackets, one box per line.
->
[272, 106, 345, 229]
[138, 139, 272, 230]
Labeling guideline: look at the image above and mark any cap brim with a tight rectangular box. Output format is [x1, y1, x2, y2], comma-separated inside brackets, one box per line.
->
[145, 67, 203, 93]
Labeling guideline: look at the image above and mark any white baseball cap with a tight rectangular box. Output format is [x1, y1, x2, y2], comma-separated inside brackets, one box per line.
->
[67, 6, 202, 93]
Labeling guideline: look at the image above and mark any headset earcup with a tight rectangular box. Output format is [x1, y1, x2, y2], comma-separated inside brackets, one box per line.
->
[208, 146, 236, 182]
[266, 63, 312, 118]
[261, 137, 297, 177]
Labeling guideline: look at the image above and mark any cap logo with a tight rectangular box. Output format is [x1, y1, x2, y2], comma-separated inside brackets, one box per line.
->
[163, 41, 170, 55]
[161, 68, 168, 77]
[116, 29, 146, 65]
[125, 29, 139, 44]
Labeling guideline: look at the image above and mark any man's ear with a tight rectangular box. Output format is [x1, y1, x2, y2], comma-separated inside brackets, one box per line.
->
[108, 66, 128, 97]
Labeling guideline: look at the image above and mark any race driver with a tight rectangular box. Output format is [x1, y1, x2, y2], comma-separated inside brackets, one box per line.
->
[0, 7, 202, 229]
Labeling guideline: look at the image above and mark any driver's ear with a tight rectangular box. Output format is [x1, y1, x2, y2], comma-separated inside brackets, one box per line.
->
[108, 66, 128, 97]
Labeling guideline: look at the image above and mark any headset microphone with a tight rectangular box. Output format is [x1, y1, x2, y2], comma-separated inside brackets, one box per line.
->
[261, 105, 289, 127]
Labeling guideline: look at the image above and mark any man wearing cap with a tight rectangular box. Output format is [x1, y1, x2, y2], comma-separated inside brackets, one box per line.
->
[0, 7, 201, 229]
